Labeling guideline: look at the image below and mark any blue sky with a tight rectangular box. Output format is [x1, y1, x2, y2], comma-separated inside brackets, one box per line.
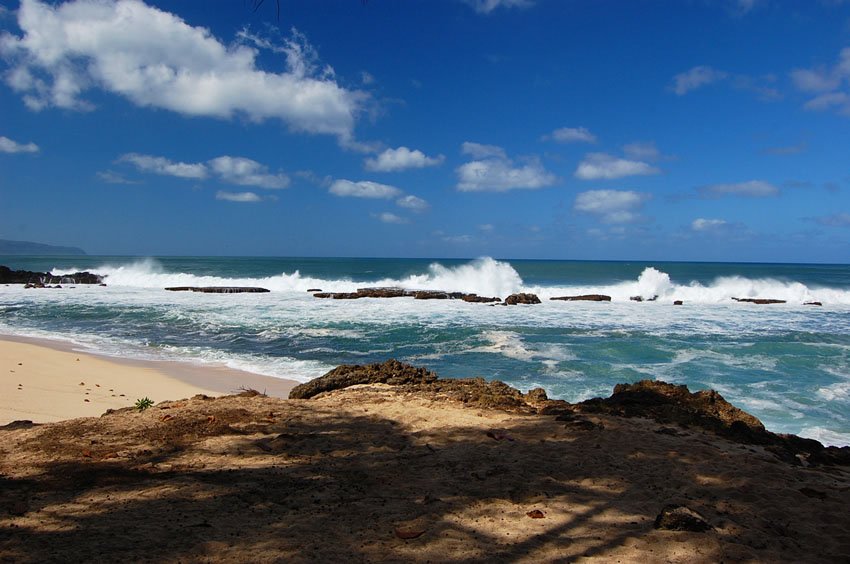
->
[1, 0, 849, 261]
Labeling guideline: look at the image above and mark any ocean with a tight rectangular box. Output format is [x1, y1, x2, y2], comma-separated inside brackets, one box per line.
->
[2, 255, 849, 446]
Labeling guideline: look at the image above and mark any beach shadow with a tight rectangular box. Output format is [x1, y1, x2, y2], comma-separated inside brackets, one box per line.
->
[0, 396, 845, 562]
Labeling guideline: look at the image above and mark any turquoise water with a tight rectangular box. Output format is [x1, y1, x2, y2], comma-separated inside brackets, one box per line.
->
[2, 255, 849, 445]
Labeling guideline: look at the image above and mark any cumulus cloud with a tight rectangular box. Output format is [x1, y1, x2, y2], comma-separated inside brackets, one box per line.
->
[544, 126, 596, 144]
[329, 179, 402, 199]
[574, 153, 659, 180]
[692, 218, 728, 231]
[208, 156, 289, 189]
[463, 0, 533, 14]
[0, 0, 366, 142]
[364, 146, 444, 172]
[396, 194, 430, 212]
[574, 189, 649, 224]
[215, 190, 262, 203]
[377, 212, 409, 224]
[120, 152, 291, 188]
[461, 141, 507, 160]
[0, 135, 39, 153]
[791, 48, 850, 116]
[623, 141, 662, 162]
[670, 66, 728, 95]
[457, 142, 557, 192]
[700, 180, 779, 198]
[120, 153, 208, 179]
[96, 170, 139, 184]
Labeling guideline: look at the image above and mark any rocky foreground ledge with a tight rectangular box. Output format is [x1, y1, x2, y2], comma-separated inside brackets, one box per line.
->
[2, 361, 849, 562]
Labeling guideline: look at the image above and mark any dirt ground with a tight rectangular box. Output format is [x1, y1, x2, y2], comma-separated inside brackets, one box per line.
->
[2, 384, 849, 563]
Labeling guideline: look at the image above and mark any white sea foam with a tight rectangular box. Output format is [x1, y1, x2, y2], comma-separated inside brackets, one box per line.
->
[798, 426, 850, 447]
[50, 258, 850, 306]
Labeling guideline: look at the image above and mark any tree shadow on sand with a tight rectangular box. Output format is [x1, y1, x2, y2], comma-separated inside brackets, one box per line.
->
[1, 390, 848, 563]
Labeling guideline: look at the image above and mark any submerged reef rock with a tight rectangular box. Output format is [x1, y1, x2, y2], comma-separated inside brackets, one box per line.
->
[165, 286, 270, 293]
[504, 293, 542, 305]
[551, 294, 612, 302]
[732, 297, 787, 305]
[578, 380, 850, 466]
[0, 265, 103, 285]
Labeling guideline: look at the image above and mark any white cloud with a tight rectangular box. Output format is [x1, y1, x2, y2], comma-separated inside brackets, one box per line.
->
[461, 141, 507, 160]
[442, 234, 473, 244]
[457, 142, 556, 192]
[463, 0, 533, 14]
[396, 194, 430, 212]
[360, 71, 374, 85]
[119, 152, 292, 188]
[0, 135, 39, 153]
[364, 146, 444, 172]
[120, 153, 208, 179]
[623, 141, 661, 161]
[377, 212, 409, 224]
[208, 156, 289, 189]
[478, 223, 494, 232]
[574, 189, 649, 224]
[545, 126, 596, 144]
[574, 152, 660, 180]
[791, 48, 850, 116]
[330, 179, 402, 199]
[96, 170, 138, 184]
[670, 66, 728, 95]
[692, 218, 728, 231]
[215, 190, 262, 203]
[0, 0, 366, 142]
[701, 180, 779, 198]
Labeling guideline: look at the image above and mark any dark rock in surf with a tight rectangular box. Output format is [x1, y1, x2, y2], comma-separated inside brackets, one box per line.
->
[462, 294, 501, 303]
[732, 297, 787, 305]
[0, 265, 103, 285]
[413, 290, 449, 300]
[504, 293, 541, 305]
[673, 300, 683, 305]
[356, 287, 407, 298]
[551, 294, 611, 302]
[164, 286, 270, 294]
[804, 301, 823, 306]
[306, 288, 322, 293]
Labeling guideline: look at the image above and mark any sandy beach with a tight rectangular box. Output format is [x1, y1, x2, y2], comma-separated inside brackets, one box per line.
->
[0, 337, 297, 425]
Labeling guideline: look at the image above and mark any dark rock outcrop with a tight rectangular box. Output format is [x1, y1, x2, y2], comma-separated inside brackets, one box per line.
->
[804, 301, 823, 306]
[551, 294, 611, 302]
[356, 287, 407, 298]
[673, 300, 683, 306]
[306, 288, 322, 293]
[461, 294, 501, 303]
[732, 297, 787, 305]
[630, 295, 658, 302]
[0, 265, 103, 285]
[413, 291, 449, 300]
[165, 286, 270, 293]
[504, 293, 541, 305]
[577, 380, 850, 466]
[289, 359, 439, 399]
[654, 505, 713, 532]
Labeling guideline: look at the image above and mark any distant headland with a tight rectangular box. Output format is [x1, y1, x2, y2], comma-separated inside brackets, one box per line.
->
[0, 239, 86, 256]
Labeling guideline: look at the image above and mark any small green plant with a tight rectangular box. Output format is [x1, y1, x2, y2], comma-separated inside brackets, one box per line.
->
[135, 397, 154, 411]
